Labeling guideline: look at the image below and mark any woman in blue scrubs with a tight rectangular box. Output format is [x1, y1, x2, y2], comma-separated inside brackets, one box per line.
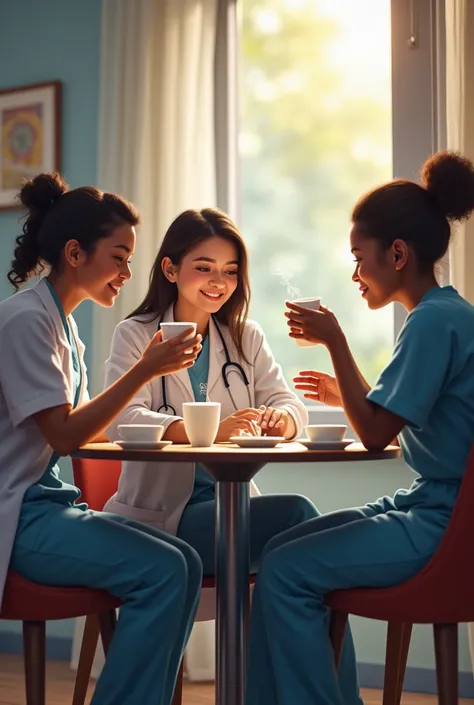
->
[245, 151, 474, 705]
[0, 172, 203, 705]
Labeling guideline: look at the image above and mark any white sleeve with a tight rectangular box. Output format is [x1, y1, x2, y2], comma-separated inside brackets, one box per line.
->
[104, 319, 182, 441]
[0, 309, 70, 427]
[248, 322, 309, 439]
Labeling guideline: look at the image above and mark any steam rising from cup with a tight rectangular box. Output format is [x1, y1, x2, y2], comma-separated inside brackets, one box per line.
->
[270, 263, 302, 300]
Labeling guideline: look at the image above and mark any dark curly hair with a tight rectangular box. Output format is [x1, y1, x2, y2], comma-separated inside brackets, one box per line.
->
[8, 172, 140, 290]
[351, 151, 474, 269]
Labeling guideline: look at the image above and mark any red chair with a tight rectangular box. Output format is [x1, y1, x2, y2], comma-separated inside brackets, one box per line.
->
[0, 562, 121, 705]
[326, 446, 474, 705]
[72, 457, 256, 705]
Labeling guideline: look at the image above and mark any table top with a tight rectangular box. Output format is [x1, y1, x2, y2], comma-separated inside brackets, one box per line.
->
[73, 441, 401, 465]
[73, 441, 401, 482]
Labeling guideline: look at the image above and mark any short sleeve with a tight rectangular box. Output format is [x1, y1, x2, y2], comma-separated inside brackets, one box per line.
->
[0, 310, 70, 427]
[367, 307, 452, 429]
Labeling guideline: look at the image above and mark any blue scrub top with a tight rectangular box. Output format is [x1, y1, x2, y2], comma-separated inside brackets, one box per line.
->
[23, 281, 83, 506]
[368, 285, 474, 512]
[187, 334, 215, 504]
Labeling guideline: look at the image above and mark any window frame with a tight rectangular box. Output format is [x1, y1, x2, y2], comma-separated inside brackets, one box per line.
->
[216, 0, 447, 433]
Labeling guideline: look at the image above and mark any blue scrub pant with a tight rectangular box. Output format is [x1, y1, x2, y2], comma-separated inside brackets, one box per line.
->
[10, 499, 202, 705]
[245, 502, 450, 705]
[177, 493, 318, 574]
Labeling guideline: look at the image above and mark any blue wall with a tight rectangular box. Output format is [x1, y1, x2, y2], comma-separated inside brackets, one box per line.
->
[0, 0, 101, 643]
[0, 0, 98, 368]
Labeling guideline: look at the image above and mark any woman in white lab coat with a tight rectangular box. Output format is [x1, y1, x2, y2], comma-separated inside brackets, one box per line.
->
[104, 208, 317, 583]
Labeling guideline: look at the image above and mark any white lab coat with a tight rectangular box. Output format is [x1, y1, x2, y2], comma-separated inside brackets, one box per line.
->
[0, 278, 88, 608]
[102, 308, 308, 620]
[103, 306, 308, 531]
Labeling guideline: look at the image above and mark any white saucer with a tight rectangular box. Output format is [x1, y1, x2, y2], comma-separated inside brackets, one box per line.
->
[299, 439, 355, 451]
[230, 436, 285, 448]
[116, 440, 172, 450]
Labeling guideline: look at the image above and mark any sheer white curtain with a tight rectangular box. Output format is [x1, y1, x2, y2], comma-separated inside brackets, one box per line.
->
[445, 0, 474, 304]
[90, 0, 219, 394]
[72, 0, 226, 679]
[445, 0, 474, 676]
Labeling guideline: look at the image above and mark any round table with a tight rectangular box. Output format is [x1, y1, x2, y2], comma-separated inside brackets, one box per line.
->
[73, 441, 400, 705]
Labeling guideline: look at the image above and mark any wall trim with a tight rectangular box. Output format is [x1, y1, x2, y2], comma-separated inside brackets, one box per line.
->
[358, 662, 474, 698]
[1, 635, 473, 697]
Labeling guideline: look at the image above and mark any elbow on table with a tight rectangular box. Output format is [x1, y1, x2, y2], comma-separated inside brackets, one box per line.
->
[358, 430, 393, 453]
[51, 440, 77, 457]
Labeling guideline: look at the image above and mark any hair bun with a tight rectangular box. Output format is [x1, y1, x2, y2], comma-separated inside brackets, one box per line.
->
[19, 172, 69, 213]
[421, 151, 474, 222]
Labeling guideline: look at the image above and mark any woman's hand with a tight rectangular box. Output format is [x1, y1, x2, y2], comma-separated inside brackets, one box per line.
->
[216, 408, 262, 442]
[258, 406, 295, 438]
[285, 302, 342, 347]
[138, 329, 202, 381]
[293, 370, 342, 408]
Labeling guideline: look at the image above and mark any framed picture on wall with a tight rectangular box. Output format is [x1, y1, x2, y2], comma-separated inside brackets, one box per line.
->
[0, 80, 61, 210]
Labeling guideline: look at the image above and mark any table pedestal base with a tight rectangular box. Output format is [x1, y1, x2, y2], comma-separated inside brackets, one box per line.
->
[215, 481, 250, 705]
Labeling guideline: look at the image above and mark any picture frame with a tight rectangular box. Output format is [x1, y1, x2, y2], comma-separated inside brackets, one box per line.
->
[0, 80, 61, 210]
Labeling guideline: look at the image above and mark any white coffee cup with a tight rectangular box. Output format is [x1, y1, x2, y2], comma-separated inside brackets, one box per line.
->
[291, 297, 321, 347]
[182, 402, 221, 447]
[305, 424, 347, 442]
[118, 424, 165, 442]
[160, 321, 197, 342]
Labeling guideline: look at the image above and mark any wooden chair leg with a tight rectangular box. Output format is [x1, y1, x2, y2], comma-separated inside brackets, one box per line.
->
[98, 608, 117, 655]
[433, 623, 458, 705]
[72, 615, 101, 705]
[23, 620, 46, 705]
[329, 610, 349, 669]
[396, 622, 412, 705]
[382, 622, 413, 705]
[171, 660, 184, 705]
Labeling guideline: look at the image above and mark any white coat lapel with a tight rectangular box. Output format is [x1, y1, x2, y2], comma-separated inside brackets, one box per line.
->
[207, 316, 227, 398]
[33, 278, 76, 402]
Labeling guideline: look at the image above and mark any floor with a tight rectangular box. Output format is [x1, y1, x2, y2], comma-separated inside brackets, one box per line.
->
[0, 654, 472, 704]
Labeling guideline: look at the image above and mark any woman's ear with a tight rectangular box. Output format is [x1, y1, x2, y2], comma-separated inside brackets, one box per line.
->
[391, 239, 409, 271]
[161, 256, 177, 282]
[64, 239, 87, 268]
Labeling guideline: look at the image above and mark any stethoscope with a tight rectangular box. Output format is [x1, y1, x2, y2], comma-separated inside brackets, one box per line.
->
[157, 314, 251, 415]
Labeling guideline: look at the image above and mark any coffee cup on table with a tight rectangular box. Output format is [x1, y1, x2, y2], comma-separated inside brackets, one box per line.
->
[290, 297, 321, 347]
[305, 424, 347, 442]
[118, 424, 165, 442]
[182, 402, 221, 447]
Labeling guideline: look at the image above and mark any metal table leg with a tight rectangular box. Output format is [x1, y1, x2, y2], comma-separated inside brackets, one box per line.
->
[215, 480, 250, 705]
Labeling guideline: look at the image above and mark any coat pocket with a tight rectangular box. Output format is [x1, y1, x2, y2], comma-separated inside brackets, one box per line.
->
[104, 497, 166, 531]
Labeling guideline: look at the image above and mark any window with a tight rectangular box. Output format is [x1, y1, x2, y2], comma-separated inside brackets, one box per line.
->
[234, 0, 445, 423]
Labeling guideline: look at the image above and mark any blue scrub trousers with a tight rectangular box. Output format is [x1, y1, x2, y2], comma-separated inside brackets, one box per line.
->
[245, 497, 453, 705]
[10, 498, 203, 705]
[177, 493, 318, 575]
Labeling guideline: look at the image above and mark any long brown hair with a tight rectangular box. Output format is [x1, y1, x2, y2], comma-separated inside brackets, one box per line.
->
[128, 208, 251, 360]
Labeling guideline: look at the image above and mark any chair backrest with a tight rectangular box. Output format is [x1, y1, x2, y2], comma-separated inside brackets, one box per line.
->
[327, 445, 474, 623]
[389, 445, 474, 610]
[72, 458, 122, 511]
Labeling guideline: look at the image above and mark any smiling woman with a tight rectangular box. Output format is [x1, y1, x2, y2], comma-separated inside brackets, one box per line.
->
[0, 172, 208, 705]
[127, 208, 251, 358]
[101, 206, 318, 605]
[246, 151, 474, 705]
